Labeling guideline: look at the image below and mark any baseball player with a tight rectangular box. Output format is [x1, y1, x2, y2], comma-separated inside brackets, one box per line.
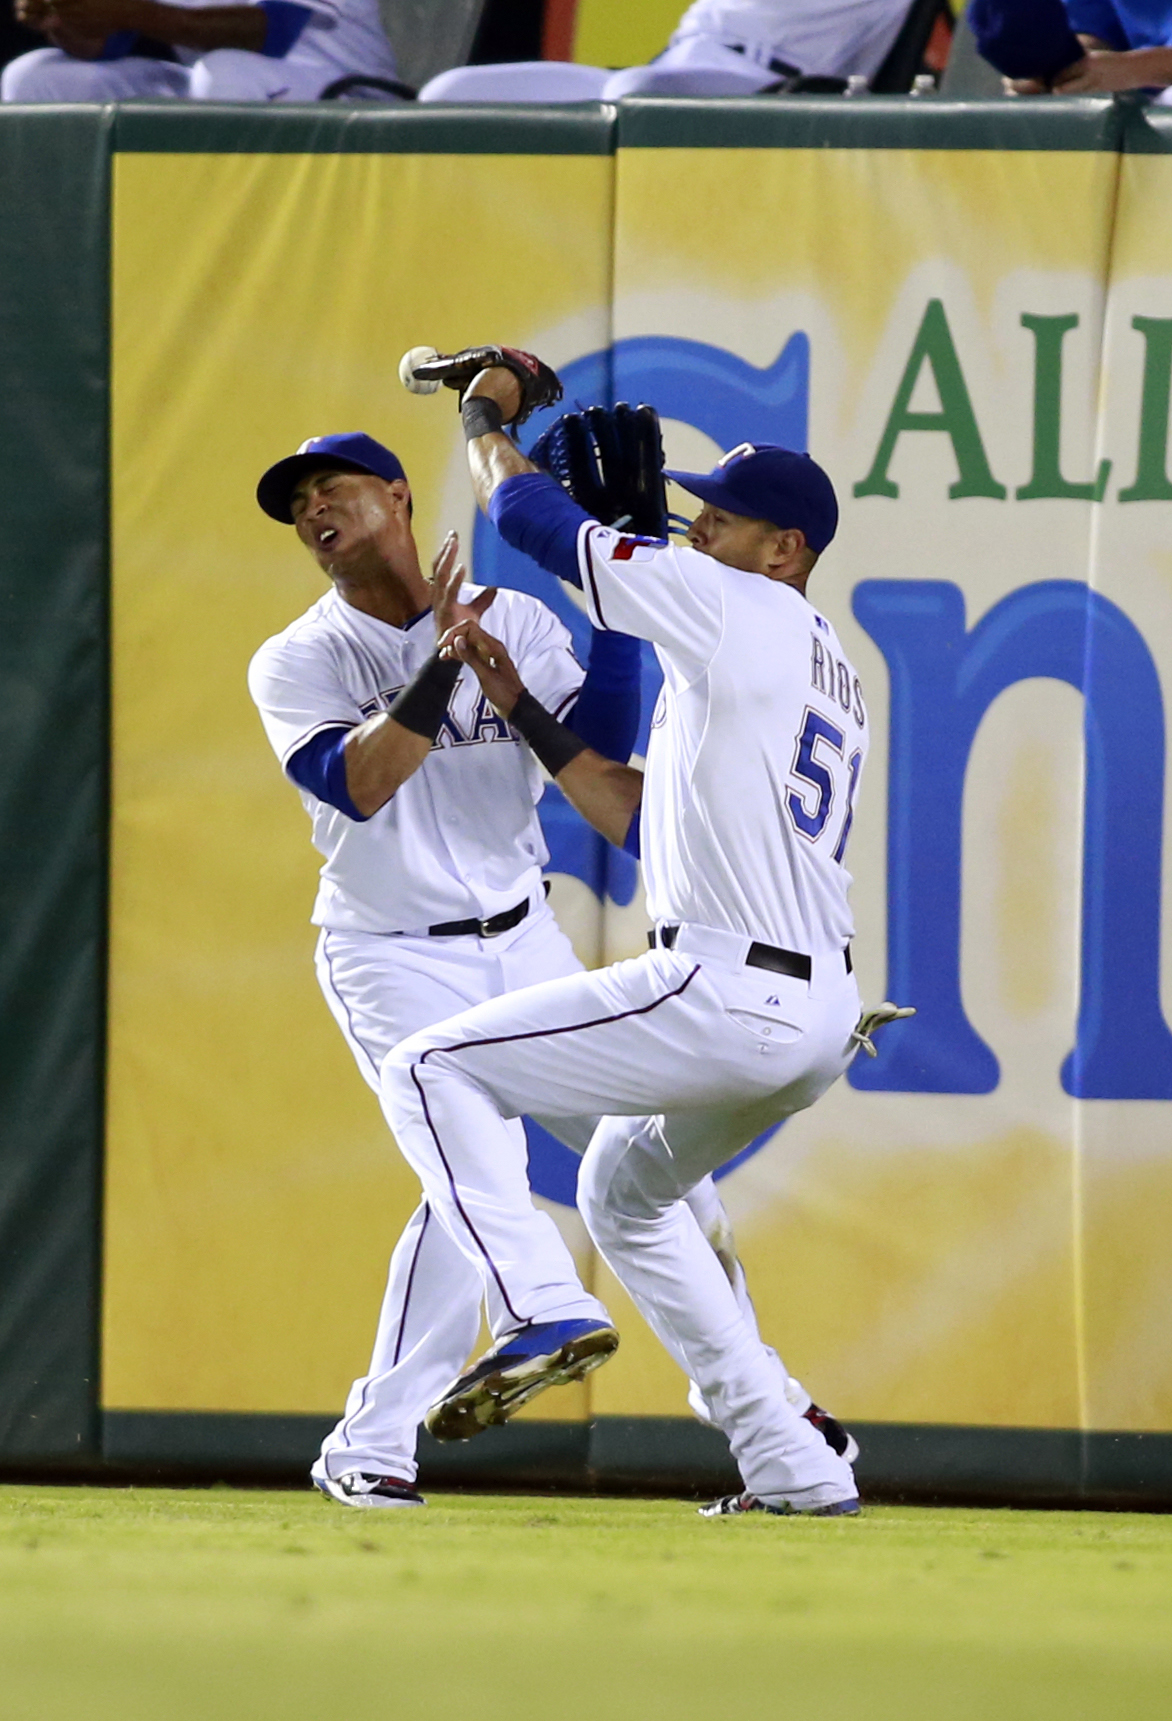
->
[247, 425, 775, 1508]
[376, 350, 894, 1517]
[600, 0, 913, 98]
[1, 0, 398, 102]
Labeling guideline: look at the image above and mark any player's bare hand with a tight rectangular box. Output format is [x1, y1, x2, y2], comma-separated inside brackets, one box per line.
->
[430, 530, 496, 641]
[1053, 49, 1158, 92]
[464, 366, 523, 426]
[438, 620, 524, 717]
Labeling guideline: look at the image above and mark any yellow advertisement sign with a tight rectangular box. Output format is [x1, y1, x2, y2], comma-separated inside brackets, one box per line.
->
[604, 129, 1169, 1433]
[106, 114, 1172, 1448]
[105, 144, 614, 1415]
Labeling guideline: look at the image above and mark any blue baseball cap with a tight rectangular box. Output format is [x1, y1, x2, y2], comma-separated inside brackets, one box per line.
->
[257, 432, 408, 524]
[665, 443, 839, 553]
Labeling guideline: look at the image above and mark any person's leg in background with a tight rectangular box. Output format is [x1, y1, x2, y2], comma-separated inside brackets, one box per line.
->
[1, 46, 189, 100]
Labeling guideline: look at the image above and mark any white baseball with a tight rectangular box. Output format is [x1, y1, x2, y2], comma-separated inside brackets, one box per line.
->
[399, 345, 441, 395]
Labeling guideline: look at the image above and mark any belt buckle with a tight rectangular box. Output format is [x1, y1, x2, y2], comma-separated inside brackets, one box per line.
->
[481, 905, 516, 937]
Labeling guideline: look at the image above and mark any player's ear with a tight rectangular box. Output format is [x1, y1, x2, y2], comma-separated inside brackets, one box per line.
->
[765, 526, 805, 570]
[387, 476, 414, 520]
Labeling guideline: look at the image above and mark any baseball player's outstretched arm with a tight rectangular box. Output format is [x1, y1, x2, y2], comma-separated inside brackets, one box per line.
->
[459, 366, 598, 590]
[440, 616, 643, 850]
[461, 369, 539, 513]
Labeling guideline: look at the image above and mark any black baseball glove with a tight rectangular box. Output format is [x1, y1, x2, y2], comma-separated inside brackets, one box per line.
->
[408, 344, 563, 427]
[529, 402, 668, 538]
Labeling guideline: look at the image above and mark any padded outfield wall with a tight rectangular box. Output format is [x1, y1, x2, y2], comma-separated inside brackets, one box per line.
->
[2, 96, 1172, 1503]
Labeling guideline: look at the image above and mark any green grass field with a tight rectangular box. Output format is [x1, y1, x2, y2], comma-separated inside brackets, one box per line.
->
[1, 1485, 1169, 1721]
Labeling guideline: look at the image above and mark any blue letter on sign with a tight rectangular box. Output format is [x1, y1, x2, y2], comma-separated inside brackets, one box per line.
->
[851, 579, 1172, 1098]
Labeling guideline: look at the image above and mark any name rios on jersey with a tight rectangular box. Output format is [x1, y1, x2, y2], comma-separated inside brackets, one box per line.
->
[810, 624, 866, 728]
[359, 687, 515, 750]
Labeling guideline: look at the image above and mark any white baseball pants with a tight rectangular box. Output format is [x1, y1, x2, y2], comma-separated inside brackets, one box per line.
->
[313, 900, 761, 1485]
[0, 46, 328, 103]
[382, 924, 861, 1506]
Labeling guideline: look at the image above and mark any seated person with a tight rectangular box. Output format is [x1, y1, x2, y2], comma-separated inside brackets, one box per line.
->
[988, 0, 1172, 97]
[601, 0, 914, 99]
[1, 0, 398, 102]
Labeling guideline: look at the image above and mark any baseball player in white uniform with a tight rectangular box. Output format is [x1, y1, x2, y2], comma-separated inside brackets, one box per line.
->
[376, 362, 883, 1517]
[2, 0, 397, 103]
[248, 429, 788, 1508]
[601, 0, 912, 99]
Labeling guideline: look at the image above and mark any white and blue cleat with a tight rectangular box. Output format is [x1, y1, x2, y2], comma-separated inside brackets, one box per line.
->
[424, 1317, 620, 1442]
[699, 1490, 861, 1518]
[312, 1466, 426, 1508]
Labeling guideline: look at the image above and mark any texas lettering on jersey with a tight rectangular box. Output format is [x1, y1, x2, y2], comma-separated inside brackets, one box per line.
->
[358, 686, 515, 750]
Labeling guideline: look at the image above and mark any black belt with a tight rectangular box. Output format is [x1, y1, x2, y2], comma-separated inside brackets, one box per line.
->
[725, 40, 799, 78]
[429, 896, 530, 939]
[649, 925, 852, 979]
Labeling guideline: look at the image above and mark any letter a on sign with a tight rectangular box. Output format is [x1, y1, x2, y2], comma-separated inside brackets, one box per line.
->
[854, 299, 1007, 502]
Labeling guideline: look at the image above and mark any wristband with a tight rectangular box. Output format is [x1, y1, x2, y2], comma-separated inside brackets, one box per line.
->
[462, 396, 505, 441]
[509, 690, 587, 778]
[389, 651, 462, 741]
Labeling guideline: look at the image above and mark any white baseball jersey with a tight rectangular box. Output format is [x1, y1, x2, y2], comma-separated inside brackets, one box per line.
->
[672, 0, 910, 78]
[576, 525, 867, 957]
[248, 584, 583, 935]
[166, 0, 398, 81]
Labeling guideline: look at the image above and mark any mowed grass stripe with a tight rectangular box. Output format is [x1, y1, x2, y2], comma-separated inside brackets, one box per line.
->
[1, 1487, 1169, 1721]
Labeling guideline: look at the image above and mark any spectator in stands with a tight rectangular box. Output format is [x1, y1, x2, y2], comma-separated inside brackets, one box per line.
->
[974, 0, 1172, 98]
[600, 0, 915, 98]
[0, 0, 399, 101]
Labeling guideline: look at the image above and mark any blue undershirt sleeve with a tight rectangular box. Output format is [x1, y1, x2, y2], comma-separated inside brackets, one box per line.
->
[1062, 0, 1130, 48]
[969, 0, 1086, 73]
[99, 29, 140, 56]
[286, 725, 369, 822]
[1067, 0, 1128, 47]
[565, 627, 642, 763]
[489, 472, 591, 589]
[260, 0, 314, 56]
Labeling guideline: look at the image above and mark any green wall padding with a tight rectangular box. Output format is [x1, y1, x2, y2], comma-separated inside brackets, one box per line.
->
[0, 108, 110, 1460]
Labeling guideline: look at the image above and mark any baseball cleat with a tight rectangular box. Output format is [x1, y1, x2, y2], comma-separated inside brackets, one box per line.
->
[698, 1491, 861, 1518]
[425, 1317, 619, 1442]
[689, 1378, 860, 1465]
[313, 1469, 425, 1508]
[803, 1401, 860, 1464]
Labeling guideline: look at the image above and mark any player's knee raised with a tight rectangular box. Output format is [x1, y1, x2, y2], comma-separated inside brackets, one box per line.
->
[1, 48, 85, 102]
[379, 1029, 441, 1100]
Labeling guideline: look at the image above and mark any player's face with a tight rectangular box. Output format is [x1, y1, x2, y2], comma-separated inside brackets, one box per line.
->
[686, 504, 781, 575]
[291, 468, 410, 573]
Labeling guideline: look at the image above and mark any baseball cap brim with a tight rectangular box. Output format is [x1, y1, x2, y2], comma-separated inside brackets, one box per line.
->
[256, 452, 382, 525]
[664, 468, 764, 521]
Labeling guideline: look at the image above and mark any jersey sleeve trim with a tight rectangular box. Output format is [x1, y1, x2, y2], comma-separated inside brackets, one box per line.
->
[286, 724, 368, 821]
[578, 521, 614, 630]
[277, 716, 358, 773]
